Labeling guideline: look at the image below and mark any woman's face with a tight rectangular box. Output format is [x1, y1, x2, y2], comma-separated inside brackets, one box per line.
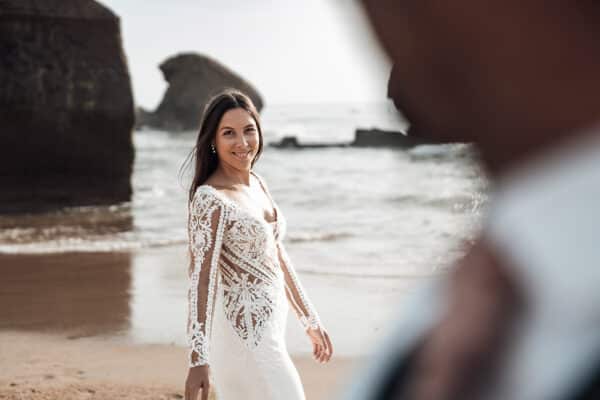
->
[213, 108, 260, 171]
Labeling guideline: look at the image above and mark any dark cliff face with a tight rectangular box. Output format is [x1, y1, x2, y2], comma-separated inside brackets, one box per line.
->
[0, 0, 135, 213]
[138, 53, 264, 131]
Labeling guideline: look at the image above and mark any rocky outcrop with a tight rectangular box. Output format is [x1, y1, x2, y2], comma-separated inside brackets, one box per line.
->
[137, 53, 264, 131]
[352, 128, 434, 147]
[268, 128, 434, 149]
[269, 136, 349, 149]
[0, 0, 135, 213]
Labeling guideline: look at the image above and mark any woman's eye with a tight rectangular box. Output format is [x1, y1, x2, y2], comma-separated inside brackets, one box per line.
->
[223, 130, 233, 135]
[245, 127, 256, 133]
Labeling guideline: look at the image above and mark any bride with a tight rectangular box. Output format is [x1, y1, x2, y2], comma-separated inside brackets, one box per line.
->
[183, 90, 333, 400]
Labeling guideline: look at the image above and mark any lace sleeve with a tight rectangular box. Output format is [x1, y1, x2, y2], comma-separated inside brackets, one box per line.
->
[187, 189, 226, 367]
[277, 240, 322, 331]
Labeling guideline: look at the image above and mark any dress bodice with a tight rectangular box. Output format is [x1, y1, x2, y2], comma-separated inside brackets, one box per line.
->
[186, 176, 321, 367]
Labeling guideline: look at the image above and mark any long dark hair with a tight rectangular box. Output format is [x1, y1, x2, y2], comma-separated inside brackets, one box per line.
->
[180, 89, 264, 203]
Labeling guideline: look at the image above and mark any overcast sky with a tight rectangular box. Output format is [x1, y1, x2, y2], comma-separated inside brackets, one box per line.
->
[100, 0, 391, 109]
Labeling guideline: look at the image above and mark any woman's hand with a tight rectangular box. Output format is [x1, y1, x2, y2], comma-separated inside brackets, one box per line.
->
[307, 327, 333, 364]
[185, 365, 210, 400]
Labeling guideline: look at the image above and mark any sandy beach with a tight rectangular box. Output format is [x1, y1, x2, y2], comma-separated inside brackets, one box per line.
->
[0, 331, 356, 400]
[0, 248, 416, 399]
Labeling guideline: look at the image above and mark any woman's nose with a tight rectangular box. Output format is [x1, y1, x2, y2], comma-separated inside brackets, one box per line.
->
[237, 132, 248, 146]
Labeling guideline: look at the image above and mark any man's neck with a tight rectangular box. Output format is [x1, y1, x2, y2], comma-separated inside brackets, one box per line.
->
[480, 107, 600, 178]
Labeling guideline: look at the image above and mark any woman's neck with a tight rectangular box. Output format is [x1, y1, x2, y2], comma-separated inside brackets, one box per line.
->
[214, 164, 252, 186]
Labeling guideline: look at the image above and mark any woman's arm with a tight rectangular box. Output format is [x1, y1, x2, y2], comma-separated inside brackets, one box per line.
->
[254, 172, 332, 361]
[187, 190, 226, 367]
[276, 240, 321, 330]
[277, 240, 333, 363]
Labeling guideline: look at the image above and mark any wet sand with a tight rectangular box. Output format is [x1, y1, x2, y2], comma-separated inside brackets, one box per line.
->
[0, 245, 418, 350]
[0, 246, 430, 398]
[0, 251, 133, 336]
[0, 249, 391, 399]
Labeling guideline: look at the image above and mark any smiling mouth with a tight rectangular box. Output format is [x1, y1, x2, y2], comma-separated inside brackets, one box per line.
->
[232, 151, 252, 161]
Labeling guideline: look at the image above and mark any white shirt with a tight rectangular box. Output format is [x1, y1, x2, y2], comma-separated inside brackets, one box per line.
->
[485, 129, 600, 400]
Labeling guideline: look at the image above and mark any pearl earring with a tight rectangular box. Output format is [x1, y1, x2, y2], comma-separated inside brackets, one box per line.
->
[211, 144, 216, 154]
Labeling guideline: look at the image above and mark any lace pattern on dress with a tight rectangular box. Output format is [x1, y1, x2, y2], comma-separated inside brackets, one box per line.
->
[187, 190, 226, 367]
[218, 202, 282, 348]
[187, 180, 321, 366]
[221, 265, 277, 348]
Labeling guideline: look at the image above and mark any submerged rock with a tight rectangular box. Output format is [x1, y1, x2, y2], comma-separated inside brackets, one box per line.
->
[268, 136, 349, 149]
[352, 128, 433, 147]
[0, 0, 135, 213]
[137, 53, 264, 131]
[268, 129, 433, 149]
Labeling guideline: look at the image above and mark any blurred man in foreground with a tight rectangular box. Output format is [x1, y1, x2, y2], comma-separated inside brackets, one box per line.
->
[349, 1, 600, 399]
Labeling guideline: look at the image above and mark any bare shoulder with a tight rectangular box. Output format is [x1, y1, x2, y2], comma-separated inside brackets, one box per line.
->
[203, 174, 223, 189]
[203, 178, 235, 198]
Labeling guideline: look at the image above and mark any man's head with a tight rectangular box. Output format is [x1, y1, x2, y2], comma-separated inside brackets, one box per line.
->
[365, 1, 600, 146]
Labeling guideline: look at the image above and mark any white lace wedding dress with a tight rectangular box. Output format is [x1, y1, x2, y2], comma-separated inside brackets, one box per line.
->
[186, 176, 322, 400]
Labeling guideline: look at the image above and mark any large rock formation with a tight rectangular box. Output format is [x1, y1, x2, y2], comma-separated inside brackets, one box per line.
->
[0, 0, 135, 213]
[137, 53, 264, 131]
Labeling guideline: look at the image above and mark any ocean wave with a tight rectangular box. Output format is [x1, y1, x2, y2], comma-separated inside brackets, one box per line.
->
[294, 267, 444, 279]
[286, 231, 354, 243]
[0, 237, 184, 255]
[0, 227, 351, 254]
[408, 143, 477, 162]
[385, 193, 487, 212]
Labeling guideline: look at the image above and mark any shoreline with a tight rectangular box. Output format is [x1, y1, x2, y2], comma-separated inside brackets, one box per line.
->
[0, 246, 427, 398]
[0, 246, 420, 356]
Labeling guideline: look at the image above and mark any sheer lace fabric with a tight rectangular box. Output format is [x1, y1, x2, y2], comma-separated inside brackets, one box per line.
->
[186, 178, 321, 374]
